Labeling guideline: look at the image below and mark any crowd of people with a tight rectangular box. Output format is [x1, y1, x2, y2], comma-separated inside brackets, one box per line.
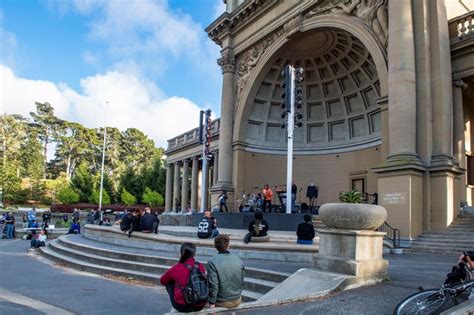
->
[117, 207, 160, 237]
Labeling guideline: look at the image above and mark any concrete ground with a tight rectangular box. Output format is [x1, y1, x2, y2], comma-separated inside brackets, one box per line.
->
[0, 238, 461, 315]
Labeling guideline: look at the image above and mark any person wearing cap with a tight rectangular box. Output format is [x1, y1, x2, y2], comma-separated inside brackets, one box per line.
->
[296, 214, 315, 244]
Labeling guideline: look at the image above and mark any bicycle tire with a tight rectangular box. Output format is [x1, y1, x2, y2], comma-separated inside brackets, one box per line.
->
[393, 289, 448, 315]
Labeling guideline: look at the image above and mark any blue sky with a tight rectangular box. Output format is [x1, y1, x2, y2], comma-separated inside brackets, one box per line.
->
[0, 0, 225, 147]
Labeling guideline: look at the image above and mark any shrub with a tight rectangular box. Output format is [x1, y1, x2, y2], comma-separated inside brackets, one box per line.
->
[89, 189, 111, 206]
[121, 188, 136, 206]
[339, 190, 363, 203]
[56, 186, 80, 204]
[142, 187, 164, 207]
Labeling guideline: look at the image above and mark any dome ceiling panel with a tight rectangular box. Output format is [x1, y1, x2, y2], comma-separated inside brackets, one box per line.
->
[244, 28, 381, 153]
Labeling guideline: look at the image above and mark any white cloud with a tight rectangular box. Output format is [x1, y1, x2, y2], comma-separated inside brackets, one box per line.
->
[0, 64, 204, 147]
[213, 0, 226, 19]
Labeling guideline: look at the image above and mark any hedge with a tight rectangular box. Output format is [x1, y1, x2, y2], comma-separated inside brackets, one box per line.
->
[50, 203, 165, 214]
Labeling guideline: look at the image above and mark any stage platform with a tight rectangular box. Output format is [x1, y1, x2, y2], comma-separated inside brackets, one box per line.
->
[159, 211, 319, 231]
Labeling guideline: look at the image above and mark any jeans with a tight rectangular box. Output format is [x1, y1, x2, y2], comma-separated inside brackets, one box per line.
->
[263, 200, 272, 213]
[30, 239, 45, 248]
[6, 224, 14, 239]
[219, 203, 228, 212]
[297, 239, 313, 245]
[165, 283, 204, 313]
[153, 221, 159, 234]
[210, 229, 219, 238]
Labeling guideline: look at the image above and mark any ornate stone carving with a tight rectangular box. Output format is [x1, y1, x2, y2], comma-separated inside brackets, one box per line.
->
[235, 28, 285, 102]
[306, 0, 388, 47]
[217, 50, 236, 73]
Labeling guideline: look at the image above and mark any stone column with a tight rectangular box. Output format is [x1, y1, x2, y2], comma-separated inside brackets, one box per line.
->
[429, 0, 455, 166]
[212, 49, 236, 203]
[213, 151, 219, 185]
[191, 156, 199, 211]
[181, 160, 190, 212]
[165, 163, 173, 212]
[172, 162, 180, 212]
[386, 0, 420, 164]
[453, 80, 467, 167]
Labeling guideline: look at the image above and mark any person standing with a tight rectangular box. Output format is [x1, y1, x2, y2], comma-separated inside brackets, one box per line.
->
[5, 212, 15, 239]
[291, 182, 298, 212]
[218, 191, 228, 213]
[197, 211, 219, 239]
[262, 185, 273, 213]
[62, 213, 68, 223]
[296, 214, 315, 245]
[160, 243, 207, 313]
[207, 235, 244, 309]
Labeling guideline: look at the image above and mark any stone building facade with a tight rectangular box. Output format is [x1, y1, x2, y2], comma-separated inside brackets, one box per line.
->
[164, 0, 474, 241]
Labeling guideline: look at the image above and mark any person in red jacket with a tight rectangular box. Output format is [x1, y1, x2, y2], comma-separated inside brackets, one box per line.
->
[160, 243, 207, 313]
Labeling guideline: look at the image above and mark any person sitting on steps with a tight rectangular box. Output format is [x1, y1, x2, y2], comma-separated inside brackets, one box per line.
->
[160, 243, 207, 313]
[207, 235, 244, 309]
[244, 211, 269, 244]
[197, 210, 219, 239]
[141, 207, 159, 233]
[296, 214, 315, 245]
[28, 228, 47, 251]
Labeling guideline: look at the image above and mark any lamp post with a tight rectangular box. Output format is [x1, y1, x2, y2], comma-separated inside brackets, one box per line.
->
[98, 101, 108, 211]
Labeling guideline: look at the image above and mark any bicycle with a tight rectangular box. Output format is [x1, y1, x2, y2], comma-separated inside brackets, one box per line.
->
[394, 254, 474, 315]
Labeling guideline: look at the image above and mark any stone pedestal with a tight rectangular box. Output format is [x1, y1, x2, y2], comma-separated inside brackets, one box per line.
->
[313, 229, 388, 281]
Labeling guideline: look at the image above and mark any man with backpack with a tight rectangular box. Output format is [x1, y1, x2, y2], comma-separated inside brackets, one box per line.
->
[160, 243, 208, 313]
[207, 234, 244, 308]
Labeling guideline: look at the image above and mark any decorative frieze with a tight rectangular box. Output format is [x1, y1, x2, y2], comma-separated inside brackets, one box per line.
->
[235, 28, 285, 103]
[305, 0, 388, 48]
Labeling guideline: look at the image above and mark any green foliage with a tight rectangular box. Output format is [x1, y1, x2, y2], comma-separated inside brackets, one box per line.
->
[89, 189, 111, 205]
[2, 102, 164, 207]
[142, 187, 164, 207]
[71, 162, 94, 202]
[339, 190, 363, 203]
[56, 186, 80, 204]
[121, 188, 136, 206]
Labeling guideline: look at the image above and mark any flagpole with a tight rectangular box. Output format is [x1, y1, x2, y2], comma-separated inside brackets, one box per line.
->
[99, 101, 108, 211]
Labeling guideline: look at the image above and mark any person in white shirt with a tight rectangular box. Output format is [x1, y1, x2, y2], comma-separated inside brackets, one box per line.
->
[29, 229, 47, 250]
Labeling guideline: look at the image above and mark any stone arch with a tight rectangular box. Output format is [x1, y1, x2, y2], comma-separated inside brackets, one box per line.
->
[233, 15, 388, 145]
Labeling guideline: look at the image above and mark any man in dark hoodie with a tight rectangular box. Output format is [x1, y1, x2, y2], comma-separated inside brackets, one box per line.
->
[140, 207, 159, 233]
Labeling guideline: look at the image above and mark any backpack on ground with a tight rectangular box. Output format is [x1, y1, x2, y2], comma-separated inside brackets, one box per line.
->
[181, 263, 209, 305]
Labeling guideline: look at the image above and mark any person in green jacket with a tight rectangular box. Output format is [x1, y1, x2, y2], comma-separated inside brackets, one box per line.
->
[207, 234, 245, 309]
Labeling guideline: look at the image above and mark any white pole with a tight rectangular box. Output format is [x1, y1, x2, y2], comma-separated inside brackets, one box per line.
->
[99, 101, 108, 211]
[286, 66, 295, 214]
[200, 147, 208, 213]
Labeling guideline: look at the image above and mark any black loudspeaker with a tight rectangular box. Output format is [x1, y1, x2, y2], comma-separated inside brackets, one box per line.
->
[300, 203, 309, 213]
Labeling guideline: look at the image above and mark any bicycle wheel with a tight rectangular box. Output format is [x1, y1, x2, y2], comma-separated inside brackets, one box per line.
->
[394, 289, 448, 315]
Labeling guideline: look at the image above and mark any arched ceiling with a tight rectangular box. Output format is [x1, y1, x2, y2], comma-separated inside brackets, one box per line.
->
[244, 28, 381, 154]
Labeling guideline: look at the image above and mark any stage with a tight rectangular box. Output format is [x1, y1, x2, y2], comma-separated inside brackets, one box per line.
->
[159, 211, 313, 232]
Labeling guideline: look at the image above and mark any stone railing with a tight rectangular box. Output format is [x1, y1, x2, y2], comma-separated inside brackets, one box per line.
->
[166, 118, 220, 152]
[449, 11, 474, 42]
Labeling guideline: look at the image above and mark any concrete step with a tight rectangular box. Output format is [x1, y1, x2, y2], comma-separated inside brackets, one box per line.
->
[84, 225, 317, 263]
[416, 235, 474, 242]
[409, 244, 470, 253]
[40, 242, 264, 302]
[57, 235, 291, 283]
[410, 241, 474, 248]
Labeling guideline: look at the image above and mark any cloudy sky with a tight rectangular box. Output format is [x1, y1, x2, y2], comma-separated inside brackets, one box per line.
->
[0, 0, 226, 147]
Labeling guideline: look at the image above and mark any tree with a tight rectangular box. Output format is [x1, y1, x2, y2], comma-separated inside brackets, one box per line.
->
[89, 188, 111, 205]
[142, 187, 164, 207]
[71, 162, 94, 202]
[121, 188, 136, 206]
[29, 102, 64, 179]
[57, 186, 80, 204]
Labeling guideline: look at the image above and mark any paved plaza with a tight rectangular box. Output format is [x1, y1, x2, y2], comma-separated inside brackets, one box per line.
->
[0, 237, 459, 315]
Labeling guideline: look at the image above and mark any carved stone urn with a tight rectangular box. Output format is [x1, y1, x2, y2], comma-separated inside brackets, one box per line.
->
[319, 203, 387, 231]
